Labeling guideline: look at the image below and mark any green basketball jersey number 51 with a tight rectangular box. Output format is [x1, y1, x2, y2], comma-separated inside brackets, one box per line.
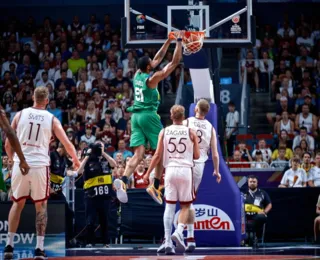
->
[127, 72, 160, 112]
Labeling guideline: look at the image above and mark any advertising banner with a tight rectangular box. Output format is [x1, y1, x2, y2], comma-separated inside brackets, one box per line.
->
[0, 202, 65, 259]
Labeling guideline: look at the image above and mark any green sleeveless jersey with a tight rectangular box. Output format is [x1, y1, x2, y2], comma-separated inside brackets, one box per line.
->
[127, 71, 160, 112]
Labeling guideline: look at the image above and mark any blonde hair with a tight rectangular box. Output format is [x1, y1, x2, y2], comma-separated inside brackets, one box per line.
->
[34, 86, 49, 103]
[170, 105, 185, 121]
[196, 99, 210, 116]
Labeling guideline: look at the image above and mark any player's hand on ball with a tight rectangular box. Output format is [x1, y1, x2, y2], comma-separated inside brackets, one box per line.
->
[19, 160, 30, 175]
[213, 171, 221, 183]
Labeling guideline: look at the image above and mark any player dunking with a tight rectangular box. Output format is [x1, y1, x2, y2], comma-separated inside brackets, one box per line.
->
[153, 99, 221, 254]
[0, 106, 29, 175]
[4, 87, 80, 260]
[146, 105, 200, 255]
[114, 31, 184, 203]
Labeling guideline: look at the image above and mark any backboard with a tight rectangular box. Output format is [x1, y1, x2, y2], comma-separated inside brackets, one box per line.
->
[122, 0, 255, 48]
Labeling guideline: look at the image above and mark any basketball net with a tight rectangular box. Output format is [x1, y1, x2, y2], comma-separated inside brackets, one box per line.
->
[169, 31, 205, 55]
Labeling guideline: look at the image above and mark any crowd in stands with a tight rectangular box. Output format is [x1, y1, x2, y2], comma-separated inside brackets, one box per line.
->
[230, 16, 320, 172]
[0, 14, 181, 201]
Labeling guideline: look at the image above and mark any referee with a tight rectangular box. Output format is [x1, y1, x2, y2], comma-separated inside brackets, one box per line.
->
[78, 141, 116, 247]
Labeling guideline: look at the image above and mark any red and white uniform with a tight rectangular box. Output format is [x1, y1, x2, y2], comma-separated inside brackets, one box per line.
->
[133, 171, 149, 189]
[163, 124, 195, 204]
[184, 117, 213, 191]
[12, 107, 53, 202]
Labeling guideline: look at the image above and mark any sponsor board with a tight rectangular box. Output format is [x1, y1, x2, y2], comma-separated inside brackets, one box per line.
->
[231, 15, 241, 34]
[174, 204, 235, 231]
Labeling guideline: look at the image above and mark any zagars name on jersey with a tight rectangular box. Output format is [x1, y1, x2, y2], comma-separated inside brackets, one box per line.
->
[165, 129, 188, 136]
[28, 113, 44, 122]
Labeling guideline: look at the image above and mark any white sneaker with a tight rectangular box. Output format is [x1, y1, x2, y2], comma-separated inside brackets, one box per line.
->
[185, 238, 196, 253]
[157, 240, 166, 253]
[114, 179, 128, 203]
[165, 240, 175, 255]
[171, 231, 186, 251]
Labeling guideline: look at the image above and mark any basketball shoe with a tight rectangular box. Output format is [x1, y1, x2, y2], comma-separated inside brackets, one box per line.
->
[146, 184, 163, 204]
[171, 230, 186, 251]
[185, 237, 196, 253]
[4, 245, 14, 260]
[114, 179, 128, 203]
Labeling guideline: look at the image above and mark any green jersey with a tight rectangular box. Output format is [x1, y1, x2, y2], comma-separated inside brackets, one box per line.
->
[128, 71, 160, 112]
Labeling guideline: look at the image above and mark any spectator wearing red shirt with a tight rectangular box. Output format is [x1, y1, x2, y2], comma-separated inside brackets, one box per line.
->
[132, 161, 149, 189]
[228, 150, 250, 168]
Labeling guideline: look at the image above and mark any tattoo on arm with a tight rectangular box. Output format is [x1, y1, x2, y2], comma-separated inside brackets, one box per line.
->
[36, 204, 48, 236]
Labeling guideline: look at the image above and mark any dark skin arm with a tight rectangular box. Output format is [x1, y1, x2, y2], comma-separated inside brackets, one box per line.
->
[150, 38, 172, 68]
[1, 109, 30, 175]
[147, 31, 184, 89]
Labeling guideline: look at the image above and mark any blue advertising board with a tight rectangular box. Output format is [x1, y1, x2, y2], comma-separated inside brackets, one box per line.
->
[0, 202, 65, 259]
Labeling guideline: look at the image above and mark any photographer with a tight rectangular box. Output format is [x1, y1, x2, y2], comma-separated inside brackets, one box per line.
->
[78, 141, 117, 247]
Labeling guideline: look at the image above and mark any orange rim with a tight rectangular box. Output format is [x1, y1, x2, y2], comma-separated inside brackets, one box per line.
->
[169, 31, 205, 38]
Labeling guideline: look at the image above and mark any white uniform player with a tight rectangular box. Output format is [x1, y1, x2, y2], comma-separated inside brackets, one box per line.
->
[12, 107, 53, 202]
[184, 116, 213, 191]
[163, 124, 195, 204]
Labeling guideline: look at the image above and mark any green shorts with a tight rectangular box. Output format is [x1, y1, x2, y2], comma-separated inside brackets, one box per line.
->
[130, 111, 163, 150]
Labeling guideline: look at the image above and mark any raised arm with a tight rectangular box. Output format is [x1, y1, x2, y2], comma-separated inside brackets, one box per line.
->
[2, 110, 29, 175]
[52, 117, 80, 169]
[145, 130, 164, 177]
[150, 38, 172, 68]
[147, 32, 183, 89]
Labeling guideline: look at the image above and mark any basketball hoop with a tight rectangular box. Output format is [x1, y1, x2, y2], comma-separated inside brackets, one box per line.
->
[169, 31, 205, 55]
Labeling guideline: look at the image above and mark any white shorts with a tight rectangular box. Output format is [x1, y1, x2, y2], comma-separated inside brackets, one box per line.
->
[193, 162, 205, 193]
[164, 167, 195, 204]
[11, 163, 50, 202]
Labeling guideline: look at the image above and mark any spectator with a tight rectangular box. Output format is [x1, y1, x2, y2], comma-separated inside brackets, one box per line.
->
[117, 110, 131, 137]
[228, 150, 250, 168]
[107, 99, 123, 123]
[67, 50, 86, 75]
[313, 195, 320, 243]
[132, 160, 149, 189]
[39, 43, 54, 64]
[36, 71, 54, 88]
[77, 69, 92, 93]
[68, 15, 85, 36]
[295, 46, 314, 68]
[296, 29, 314, 52]
[1, 54, 17, 77]
[279, 157, 307, 188]
[244, 175, 272, 247]
[259, 51, 274, 91]
[47, 99, 62, 122]
[308, 153, 320, 187]
[252, 139, 272, 164]
[251, 150, 269, 169]
[266, 96, 295, 127]
[55, 69, 76, 91]
[295, 94, 318, 116]
[241, 51, 260, 92]
[292, 126, 315, 152]
[235, 140, 253, 162]
[277, 22, 295, 38]
[103, 60, 117, 81]
[84, 100, 99, 124]
[274, 111, 294, 135]
[294, 104, 318, 135]
[300, 139, 312, 155]
[80, 124, 96, 145]
[113, 139, 133, 160]
[96, 109, 117, 136]
[276, 77, 294, 99]
[271, 146, 289, 168]
[225, 101, 239, 156]
[98, 123, 117, 148]
[122, 50, 137, 77]
[66, 127, 79, 147]
[111, 68, 130, 93]
[54, 61, 73, 83]
[300, 152, 315, 175]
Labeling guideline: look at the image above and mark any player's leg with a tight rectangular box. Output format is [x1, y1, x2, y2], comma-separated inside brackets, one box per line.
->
[4, 163, 29, 259]
[186, 162, 205, 252]
[114, 113, 146, 203]
[160, 167, 177, 255]
[144, 112, 164, 204]
[30, 167, 50, 259]
[171, 168, 194, 251]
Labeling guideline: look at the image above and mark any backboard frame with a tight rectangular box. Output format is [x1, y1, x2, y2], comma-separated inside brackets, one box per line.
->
[122, 0, 255, 49]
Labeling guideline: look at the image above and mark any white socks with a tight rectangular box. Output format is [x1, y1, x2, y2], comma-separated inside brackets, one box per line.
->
[36, 236, 45, 250]
[177, 223, 185, 234]
[187, 224, 194, 238]
[6, 232, 15, 247]
[163, 204, 176, 242]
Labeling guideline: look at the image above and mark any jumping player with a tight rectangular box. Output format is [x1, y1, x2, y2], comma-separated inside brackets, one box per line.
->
[156, 99, 221, 253]
[0, 106, 29, 175]
[114, 31, 184, 204]
[4, 87, 80, 260]
[145, 105, 200, 255]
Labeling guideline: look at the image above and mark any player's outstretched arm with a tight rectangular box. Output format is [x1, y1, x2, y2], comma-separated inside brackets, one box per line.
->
[52, 117, 80, 170]
[211, 127, 221, 183]
[190, 129, 200, 160]
[150, 38, 172, 68]
[2, 110, 30, 175]
[147, 32, 183, 89]
[145, 130, 164, 178]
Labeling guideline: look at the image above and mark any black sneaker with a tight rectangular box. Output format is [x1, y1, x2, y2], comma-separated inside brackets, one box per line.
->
[34, 248, 48, 259]
[4, 245, 14, 260]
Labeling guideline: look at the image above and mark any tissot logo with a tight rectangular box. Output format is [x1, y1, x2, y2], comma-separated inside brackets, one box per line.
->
[174, 204, 235, 231]
[232, 15, 240, 24]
